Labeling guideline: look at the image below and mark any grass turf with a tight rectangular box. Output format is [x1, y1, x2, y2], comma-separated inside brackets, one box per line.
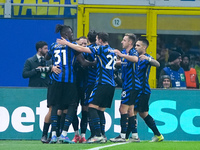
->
[0, 140, 199, 150]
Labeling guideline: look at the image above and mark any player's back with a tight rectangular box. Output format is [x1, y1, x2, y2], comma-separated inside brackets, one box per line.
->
[94, 45, 116, 86]
[48, 42, 76, 83]
[84, 44, 97, 85]
[136, 53, 152, 93]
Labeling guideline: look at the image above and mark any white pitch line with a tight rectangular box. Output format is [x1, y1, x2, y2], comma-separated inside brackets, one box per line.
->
[86, 142, 129, 150]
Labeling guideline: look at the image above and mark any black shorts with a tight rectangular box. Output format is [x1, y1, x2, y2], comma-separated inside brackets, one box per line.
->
[134, 93, 150, 112]
[88, 83, 115, 108]
[48, 81, 78, 110]
[84, 83, 95, 106]
[121, 88, 140, 105]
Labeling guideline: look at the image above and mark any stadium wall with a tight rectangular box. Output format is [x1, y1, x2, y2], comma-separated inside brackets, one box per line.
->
[0, 87, 199, 141]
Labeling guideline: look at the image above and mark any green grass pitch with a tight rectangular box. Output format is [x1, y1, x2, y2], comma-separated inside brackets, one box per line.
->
[0, 140, 199, 150]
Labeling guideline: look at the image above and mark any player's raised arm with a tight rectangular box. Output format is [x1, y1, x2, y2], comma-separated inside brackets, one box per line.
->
[139, 55, 160, 67]
[57, 37, 92, 54]
[114, 49, 138, 63]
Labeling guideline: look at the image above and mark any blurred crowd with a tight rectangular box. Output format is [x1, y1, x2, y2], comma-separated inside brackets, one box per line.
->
[156, 37, 200, 89]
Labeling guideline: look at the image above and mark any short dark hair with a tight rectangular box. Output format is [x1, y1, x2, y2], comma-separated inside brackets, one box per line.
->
[97, 32, 109, 43]
[55, 24, 73, 37]
[87, 30, 97, 43]
[78, 36, 87, 40]
[35, 41, 47, 51]
[137, 37, 149, 48]
[125, 33, 136, 45]
[182, 54, 190, 61]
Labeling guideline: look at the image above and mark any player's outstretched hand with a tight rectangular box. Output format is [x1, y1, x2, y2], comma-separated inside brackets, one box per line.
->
[52, 65, 61, 74]
[139, 54, 148, 61]
[114, 49, 123, 57]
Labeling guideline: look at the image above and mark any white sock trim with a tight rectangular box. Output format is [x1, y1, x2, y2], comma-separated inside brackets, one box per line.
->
[81, 133, 86, 138]
[132, 133, 138, 138]
[120, 133, 126, 139]
[75, 130, 79, 135]
[52, 131, 56, 137]
[61, 131, 67, 137]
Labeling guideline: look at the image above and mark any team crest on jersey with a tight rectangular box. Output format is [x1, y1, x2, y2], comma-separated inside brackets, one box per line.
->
[107, 48, 115, 53]
[121, 91, 126, 98]
[94, 46, 100, 52]
[121, 61, 128, 66]
[133, 51, 138, 55]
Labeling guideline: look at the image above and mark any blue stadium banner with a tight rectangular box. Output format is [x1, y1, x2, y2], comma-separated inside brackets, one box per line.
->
[0, 88, 199, 141]
[0, 0, 77, 18]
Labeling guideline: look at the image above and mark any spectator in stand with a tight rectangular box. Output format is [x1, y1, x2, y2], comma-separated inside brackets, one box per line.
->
[181, 39, 192, 56]
[181, 54, 199, 89]
[159, 51, 186, 89]
[182, 39, 200, 69]
[156, 45, 169, 82]
[159, 75, 171, 89]
[195, 61, 200, 87]
[171, 37, 184, 55]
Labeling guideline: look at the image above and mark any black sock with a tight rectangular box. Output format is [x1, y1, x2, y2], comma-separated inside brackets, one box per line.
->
[126, 117, 132, 139]
[88, 117, 95, 138]
[42, 122, 51, 137]
[51, 106, 58, 132]
[120, 114, 129, 134]
[97, 110, 105, 136]
[60, 113, 66, 133]
[131, 116, 137, 133]
[56, 115, 61, 137]
[72, 112, 79, 131]
[144, 114, 161, 136]
[49, 128, 52, 139]
[88, 107, 101, 137]
[63, 105, 76, 132]
[80, 110, 88, 134]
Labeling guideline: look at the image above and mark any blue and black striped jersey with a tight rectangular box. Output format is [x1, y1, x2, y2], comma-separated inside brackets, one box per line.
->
[48, 40, 77, 83]
[135, 53, 153, 94]
[121, 48, 141, 90]
[89, 45, 116, 86]
[74, 53, 87, 88]
[84, 43, 97, 85]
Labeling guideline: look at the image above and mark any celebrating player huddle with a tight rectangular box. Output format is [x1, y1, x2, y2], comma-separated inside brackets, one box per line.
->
[40, 24, 164, 144]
